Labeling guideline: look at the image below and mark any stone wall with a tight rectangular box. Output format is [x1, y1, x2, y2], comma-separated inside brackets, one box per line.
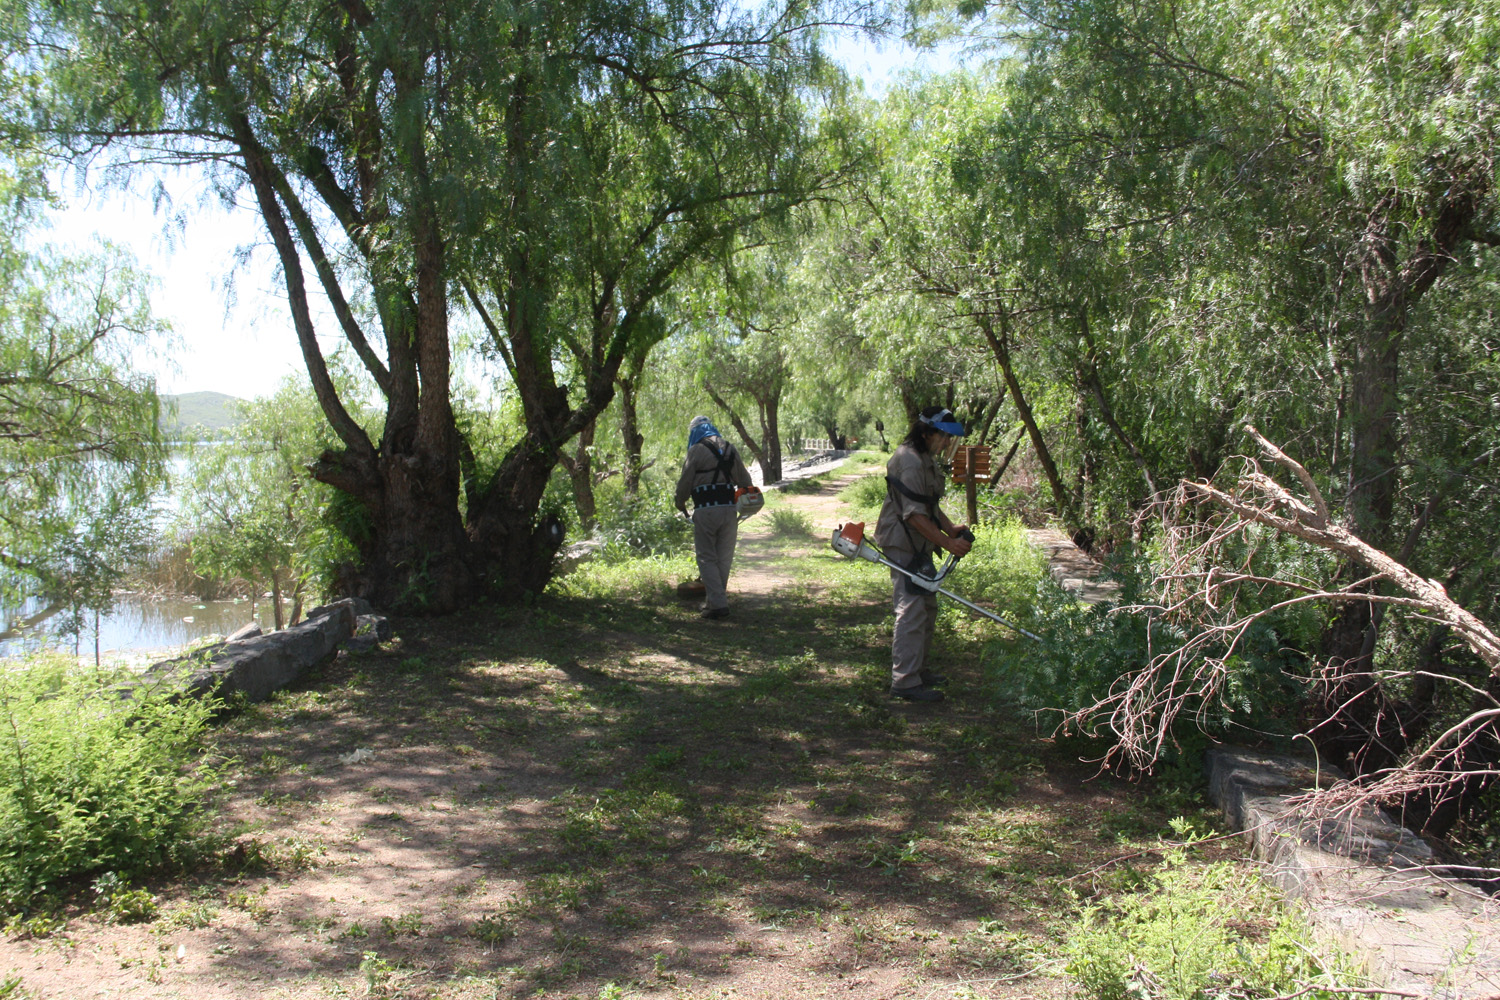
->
[1207, 746, 1500, 996]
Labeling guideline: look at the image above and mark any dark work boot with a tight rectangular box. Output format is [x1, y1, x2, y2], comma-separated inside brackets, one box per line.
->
[891, 684, 944, 703]
[919, 669, 947, 687]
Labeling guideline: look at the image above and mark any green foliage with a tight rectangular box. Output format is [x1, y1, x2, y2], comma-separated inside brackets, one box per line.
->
[765, 508, 814, 539]
[22, 0, 864, 611]
[0, 655, 219, 912]
[0, 166, 168, 623]
[839, 474, 890, 520]
[594, 488, 693, 561]
[949, 516, 1048, 621]
[91, 871, 158, 924]
[550, 552, 698, 604]
[1066, 852, 1371, 1000]
[175, 379, 359, 620]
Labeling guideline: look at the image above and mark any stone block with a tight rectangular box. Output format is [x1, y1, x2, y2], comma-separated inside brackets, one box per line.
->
[1206, 746, 1500, 997]
[142, 600, 356, 704]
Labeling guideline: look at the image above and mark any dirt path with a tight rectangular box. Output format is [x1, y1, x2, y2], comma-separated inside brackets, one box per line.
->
[0, 466, 1201, 1000]
[727, 470, 866, 598]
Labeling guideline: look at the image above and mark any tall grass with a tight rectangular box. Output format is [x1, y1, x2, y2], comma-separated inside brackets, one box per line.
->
[549, 552, 698, 602]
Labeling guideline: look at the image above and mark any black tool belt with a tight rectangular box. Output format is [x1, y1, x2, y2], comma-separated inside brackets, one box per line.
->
[692, 482, 736, 508]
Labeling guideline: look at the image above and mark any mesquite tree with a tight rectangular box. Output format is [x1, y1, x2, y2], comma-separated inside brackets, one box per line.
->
[20, 0, 856, 611]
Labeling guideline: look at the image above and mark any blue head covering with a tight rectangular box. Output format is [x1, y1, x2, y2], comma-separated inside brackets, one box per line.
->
[688, 415, 721, 449]
[919, 407, 965, 436]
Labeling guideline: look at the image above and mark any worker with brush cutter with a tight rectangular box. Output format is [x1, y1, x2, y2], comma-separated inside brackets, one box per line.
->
[675, 415, 755, 620]
[877, 406, 973, 702]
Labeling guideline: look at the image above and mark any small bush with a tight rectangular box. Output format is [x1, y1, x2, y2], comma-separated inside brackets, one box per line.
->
[1066, 851, 1371, 1000]
[549, 551, 698, 602]
[92, 871, 158, 924]
[980, 543, 1310, 749]
[765, 508, 814, 538]
[0, 655, 220, 911]
[595, 492, 692, 560]
[949, 516, 1049, 620]
[838, 474, 888, 519]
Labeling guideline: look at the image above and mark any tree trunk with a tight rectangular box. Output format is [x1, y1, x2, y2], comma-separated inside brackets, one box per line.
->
[989, 428, 1026, 486]
[559, 420, 599, 530]
[977, 314, 1085, 543]
[1073, 361, 1098, 527]
[1078, 312, 1157, 500]
[1314, 180, 1482, 774]
[704, 384, 770, 479]
[759, 392, 784, 483]
[270, 570, 284, 630]
[232, 90, 479, 615]
[976, 393, 1004, 447]
[618, 349, 647, 498]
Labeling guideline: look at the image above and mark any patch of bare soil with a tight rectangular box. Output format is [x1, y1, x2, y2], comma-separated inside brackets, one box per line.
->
[0, 467, 1216, 1000]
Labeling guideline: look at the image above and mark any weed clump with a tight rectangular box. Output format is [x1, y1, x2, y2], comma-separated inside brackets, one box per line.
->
[765, 508, 814, 539]
[838, 474, 888, 520]
[1065, 848, 1370, 1000]
[0, 654, 220, 912]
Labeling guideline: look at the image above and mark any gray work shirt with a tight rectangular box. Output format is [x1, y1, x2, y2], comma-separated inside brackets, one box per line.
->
[874, 444, 946, 559]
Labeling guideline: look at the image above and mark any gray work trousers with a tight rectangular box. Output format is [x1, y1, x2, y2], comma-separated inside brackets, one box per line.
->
[890, 567, 938, 690]
[693, 504, 740, 610]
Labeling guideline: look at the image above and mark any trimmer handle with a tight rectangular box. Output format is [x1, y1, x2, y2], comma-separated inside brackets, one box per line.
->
[932, 527, 976, 580]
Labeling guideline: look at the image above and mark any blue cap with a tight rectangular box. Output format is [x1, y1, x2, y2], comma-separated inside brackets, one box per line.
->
[919, 407, 965, 436]
[688, 416, 721, 449]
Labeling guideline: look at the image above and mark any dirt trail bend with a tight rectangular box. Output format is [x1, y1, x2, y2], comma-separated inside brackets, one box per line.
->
[725, 470, 868, 598]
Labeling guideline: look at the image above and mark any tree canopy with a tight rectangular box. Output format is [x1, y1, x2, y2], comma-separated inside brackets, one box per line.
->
[14, 0, 862, 611]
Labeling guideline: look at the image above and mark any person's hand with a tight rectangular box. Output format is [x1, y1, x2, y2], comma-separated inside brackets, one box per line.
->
[947, 523, 968, 537]
[943, 533, 972, 557]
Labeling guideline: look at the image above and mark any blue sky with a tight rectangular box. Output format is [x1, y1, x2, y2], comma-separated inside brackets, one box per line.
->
[47, 30, 963, 401]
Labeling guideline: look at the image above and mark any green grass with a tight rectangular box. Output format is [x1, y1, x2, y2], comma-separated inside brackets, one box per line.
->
[550, 550, 698, 601]
[1066, 850, 1376, 1000]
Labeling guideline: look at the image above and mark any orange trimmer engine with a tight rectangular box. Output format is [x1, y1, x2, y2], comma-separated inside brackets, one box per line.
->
[830, 522, 880, 563]
[734, 485, 764, 519]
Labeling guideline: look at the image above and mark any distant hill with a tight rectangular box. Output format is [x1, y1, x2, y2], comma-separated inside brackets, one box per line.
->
[161, 391, 246, 435]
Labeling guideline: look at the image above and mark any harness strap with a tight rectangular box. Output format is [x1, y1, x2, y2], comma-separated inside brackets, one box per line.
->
[692, 441, 739, 508]
[886, 474, 941, 554]
[708, 442, 735, 483]
[886, 475, 940, 508]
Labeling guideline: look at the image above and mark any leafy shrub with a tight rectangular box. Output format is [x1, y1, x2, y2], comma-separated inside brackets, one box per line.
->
[594, 491, 692, 560]
[948, 516, 1049, 620]
[0, 655, 220, 911]
[549, 552, 698, 602]
[1066, 851, 1370, 1000]
[765, 508, 814, 538]
[838, 474, 888, 519]
[979, 545, 1309, 750]
[91, 871, 158, 924]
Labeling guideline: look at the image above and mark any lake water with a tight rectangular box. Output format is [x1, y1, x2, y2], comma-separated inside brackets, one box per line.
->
[1, 593, 287, 666]
[0, 446, 287, 664]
